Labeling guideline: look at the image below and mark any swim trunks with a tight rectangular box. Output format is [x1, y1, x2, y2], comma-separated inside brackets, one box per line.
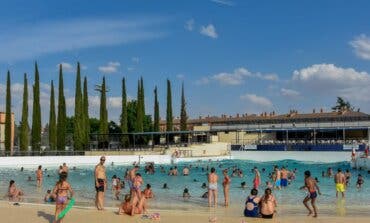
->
[209, 183, 218, 190]
[56, 196, 68, 204]
[336, 183, 345, 192]
[275, 180, 281, 187]
[280, 179, 288, 187]
[96, 178, 105, 192]
[306, 191, 317, 199]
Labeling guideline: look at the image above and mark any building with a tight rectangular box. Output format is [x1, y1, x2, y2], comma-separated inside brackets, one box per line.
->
[159, 109, 370, 147]
[0, 112, 15, 152]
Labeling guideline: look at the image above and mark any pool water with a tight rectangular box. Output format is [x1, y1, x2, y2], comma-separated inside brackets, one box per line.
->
[0, 159, 368, 210]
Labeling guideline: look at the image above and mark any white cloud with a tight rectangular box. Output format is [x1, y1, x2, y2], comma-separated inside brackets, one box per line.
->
[350, 34, 370, 60]
[240, 94, 273, 108]
[98, 61, 121, 74]
[177, 74, 185, 80]
[0, 16, 167, 61]
[280, 88, 300, 98]
[210, 0, 234, 6]
[131, 57, 140, 63]
[185, 19, 194, 31]
[292, 63, 370, 102]
[211, 67, 278, 85]
[200, 24, 218, 39]
[195, 77, 210, 85]
[57, 62, 74, 72]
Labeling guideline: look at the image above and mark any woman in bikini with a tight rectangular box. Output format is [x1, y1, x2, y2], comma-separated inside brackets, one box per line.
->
[53, 172, 74, 223]
[222, 169, 231, 206]
[8, 180, 24, 202]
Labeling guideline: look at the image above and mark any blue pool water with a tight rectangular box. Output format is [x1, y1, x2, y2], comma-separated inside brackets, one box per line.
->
[0, 159, 369, 210]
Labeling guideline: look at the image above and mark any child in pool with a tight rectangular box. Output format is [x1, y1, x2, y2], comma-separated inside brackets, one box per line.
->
[183, 188, 190, 199]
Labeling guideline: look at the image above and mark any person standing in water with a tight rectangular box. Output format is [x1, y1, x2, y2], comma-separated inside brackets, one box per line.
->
[208, 167, 218, 207]
[36, 165, 43, 187]
[280, 167, 289, 188]
[222, 169, 231, 206]
[334, 169, 346, 199]
[300, 170, 321, 218]
[53, 172, 74, 223]
[253, 167, 261, 189]
[274, 166, 281, 190]
[94, 156, 107, 210]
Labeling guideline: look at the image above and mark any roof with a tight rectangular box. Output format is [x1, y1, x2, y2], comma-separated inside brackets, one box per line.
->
[160, 111, 370, 126]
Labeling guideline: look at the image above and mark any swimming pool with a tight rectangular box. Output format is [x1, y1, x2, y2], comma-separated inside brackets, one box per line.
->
[0, 158, 368, 211]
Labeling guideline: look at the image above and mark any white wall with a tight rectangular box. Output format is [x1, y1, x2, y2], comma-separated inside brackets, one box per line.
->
[231, 151, 352, 163]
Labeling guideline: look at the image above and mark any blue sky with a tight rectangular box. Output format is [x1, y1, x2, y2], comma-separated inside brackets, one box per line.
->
[1, 0, 370, 124]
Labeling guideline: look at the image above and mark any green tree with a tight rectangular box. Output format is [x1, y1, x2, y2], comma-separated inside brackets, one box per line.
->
[127, 100, 137, 133]
[31, 63, 42, 151]
[73, 62, 84, 151]
[140, 77, 145, 120]
[99, 76, 108, 146]
[135, 80, 143, 132]
[153, 86, 160, 144]
[20, 73, 29, 152]
[166, 79, 173, 132]
[49, 80, 57, 150]
[180, 82, 187, 131]
[5, 71, 12, 152]
[57, 64, 66, 151]
[83, 76, 90, 149]
[120, 77, 129, 147]
[332, 97, 355, 111]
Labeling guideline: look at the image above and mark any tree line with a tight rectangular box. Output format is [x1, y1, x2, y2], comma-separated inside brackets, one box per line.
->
[3, 62, 187, 152]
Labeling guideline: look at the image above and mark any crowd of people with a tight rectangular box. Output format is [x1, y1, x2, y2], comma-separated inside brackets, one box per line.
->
[5, 155, 367, 222]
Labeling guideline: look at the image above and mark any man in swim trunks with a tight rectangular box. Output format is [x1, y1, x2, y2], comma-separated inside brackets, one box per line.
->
[95, 156, 107, 210]
[300, 170, 321, 218]
[208, 167, 218, 207]
[36, 165, 43, 187]
[280, 167, 289, 188]
[334, 168, 346, 198]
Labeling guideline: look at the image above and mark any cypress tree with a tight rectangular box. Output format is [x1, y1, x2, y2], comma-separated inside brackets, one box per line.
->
[166, 79, 173, 132]
[5, 71, 12, 152]
[120, 77, 129, 147]
[153, 86, 160, 144]
[135, 80, 143, 132]
[83, 76, 90, 149]
[99, 76, 108, 144]
[73, 62, 84, 151]
[20, 73, 29, 152]
[140, 77, 145, 122]
[49, 81, 57, 150]
[57, 64, 66, 151]
[180, 82, 187, 131]
[31, 62, 42, 151]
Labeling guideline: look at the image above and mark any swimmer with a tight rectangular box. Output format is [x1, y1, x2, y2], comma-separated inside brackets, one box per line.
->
[36, 165, 43, 187]
[8, 180, 24, 202]
[274, 166, 281, 190]
[244, 188, 261, 217]
[334, 169, 346, 198]
[94, 156, 107, 210]
[52, 172, 74, 223]
[241, 182, 247, 189]
[201, 183, 207, 189]
[266, 181, 273, 189]
[183, 166, 190, 176]
[222, 169, 231, 206]
[62, 163, 68, 173]
[280, 167, 289, 188]
[345, 169, 351, 187]
[44, 189, 56, 202]
[162, 183, 169, 189]
[201, 191, 208, 199]
[300, 170, 321, 218]
[260, 188, 277, 219]
[356, 174, 364, 189]
[183, 188, 191, 199]
[253, 167, 261, 189]
[208, 167, 218, 207]
[143, 184, 154, 199]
